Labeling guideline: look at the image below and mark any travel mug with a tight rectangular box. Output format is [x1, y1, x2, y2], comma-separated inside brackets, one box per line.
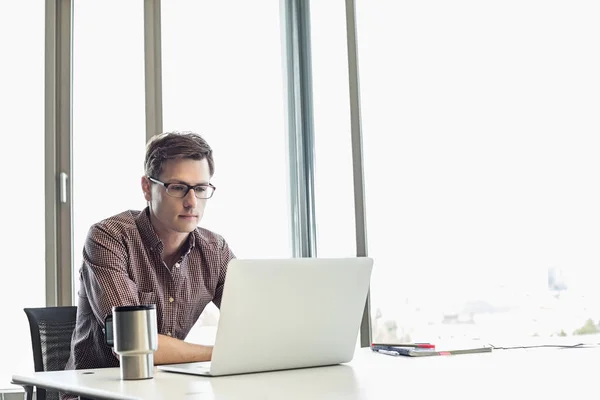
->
[104, 304, 158, 380]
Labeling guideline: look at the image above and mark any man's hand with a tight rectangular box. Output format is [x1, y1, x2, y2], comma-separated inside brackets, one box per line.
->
[154, 334, 213, 365]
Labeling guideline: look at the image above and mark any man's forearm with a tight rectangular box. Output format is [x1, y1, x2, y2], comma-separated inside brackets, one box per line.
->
[153, 334, 213, 365]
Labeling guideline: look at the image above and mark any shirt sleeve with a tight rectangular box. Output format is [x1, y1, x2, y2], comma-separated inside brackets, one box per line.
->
[80, 223, 141, 326]
[212, 238, 235, 309]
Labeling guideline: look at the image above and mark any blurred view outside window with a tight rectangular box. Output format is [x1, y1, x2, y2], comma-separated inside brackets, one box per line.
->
[162, 1, 292, 344]
[311, 1, 357, 260]
[72, 1, 147, 300]
[0, 2, 45, 389]
[355, 0, 600, 345]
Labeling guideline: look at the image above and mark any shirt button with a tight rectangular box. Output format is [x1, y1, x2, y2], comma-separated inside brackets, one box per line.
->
[169, 297, 174, 303]
[174, 262, 180, 268]
[167, 332, 172, 337]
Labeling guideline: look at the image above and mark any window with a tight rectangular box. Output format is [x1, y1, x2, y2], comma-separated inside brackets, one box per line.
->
[311, 1, 357, 259]
[162, 1, 292, 343]
[72, 1, 147, 299]
[355, 1, 600, 344]
[0, 2, 45, 389]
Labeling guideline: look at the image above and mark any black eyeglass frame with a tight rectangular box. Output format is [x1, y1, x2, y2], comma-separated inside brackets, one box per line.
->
[147, 176, 216, 199]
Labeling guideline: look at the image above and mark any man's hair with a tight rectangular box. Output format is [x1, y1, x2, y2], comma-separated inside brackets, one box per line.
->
[144, 131, 215, 178]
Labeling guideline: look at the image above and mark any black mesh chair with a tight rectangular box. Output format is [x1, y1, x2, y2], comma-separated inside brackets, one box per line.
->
[22, 306, 77, 400]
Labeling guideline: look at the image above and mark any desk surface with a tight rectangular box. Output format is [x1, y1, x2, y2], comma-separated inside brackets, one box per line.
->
[12, 346, 599, 399]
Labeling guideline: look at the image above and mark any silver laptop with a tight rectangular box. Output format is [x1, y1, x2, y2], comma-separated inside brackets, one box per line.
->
[158, 257, 373, 376]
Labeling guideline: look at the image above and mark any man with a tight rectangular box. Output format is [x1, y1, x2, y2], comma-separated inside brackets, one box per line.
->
[65, 131, 235, 373]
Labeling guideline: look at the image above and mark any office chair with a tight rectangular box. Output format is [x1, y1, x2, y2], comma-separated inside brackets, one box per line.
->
[22, 306, 77, 400]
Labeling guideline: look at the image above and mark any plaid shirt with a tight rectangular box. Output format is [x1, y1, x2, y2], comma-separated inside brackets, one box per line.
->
[65, 207, 234, 371]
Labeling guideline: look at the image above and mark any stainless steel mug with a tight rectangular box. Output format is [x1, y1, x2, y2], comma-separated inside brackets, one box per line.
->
[104, 304, 158, 380]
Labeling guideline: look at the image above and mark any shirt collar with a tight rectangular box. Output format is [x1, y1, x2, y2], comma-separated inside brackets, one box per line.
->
[136, 207, 163, 253]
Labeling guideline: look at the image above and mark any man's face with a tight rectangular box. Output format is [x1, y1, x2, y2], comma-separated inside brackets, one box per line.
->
[142, 158, 212, 236]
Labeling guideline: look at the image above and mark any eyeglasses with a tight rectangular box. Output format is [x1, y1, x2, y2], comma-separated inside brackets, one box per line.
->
[148, 177, 216, 199]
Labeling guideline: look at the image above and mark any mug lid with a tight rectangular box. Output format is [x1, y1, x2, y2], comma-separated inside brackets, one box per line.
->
[113, 304, 156, 312]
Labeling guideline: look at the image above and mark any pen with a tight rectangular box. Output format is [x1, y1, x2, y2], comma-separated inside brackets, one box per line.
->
[371, 343, 435, 349]
[371, 345, 429, 355]
[372, 348, 402, 356]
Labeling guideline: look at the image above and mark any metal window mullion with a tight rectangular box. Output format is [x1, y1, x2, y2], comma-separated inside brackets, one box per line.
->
[281, 0, 317, 258]
[345, 0, 371, 347]
[144, 0, 163, 141]
[45, 0, 58, 307]
[45, 0, 74, 307]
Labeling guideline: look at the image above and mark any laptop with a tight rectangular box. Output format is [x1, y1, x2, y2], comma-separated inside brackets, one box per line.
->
[158, 257, 373, 376]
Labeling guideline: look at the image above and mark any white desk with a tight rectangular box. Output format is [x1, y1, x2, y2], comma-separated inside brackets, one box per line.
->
[12, 347, 599, 399]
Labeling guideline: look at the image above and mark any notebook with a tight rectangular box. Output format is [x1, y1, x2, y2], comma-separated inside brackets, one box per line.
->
[158, 257, 373, 376]
[371, 344, 492, 357]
